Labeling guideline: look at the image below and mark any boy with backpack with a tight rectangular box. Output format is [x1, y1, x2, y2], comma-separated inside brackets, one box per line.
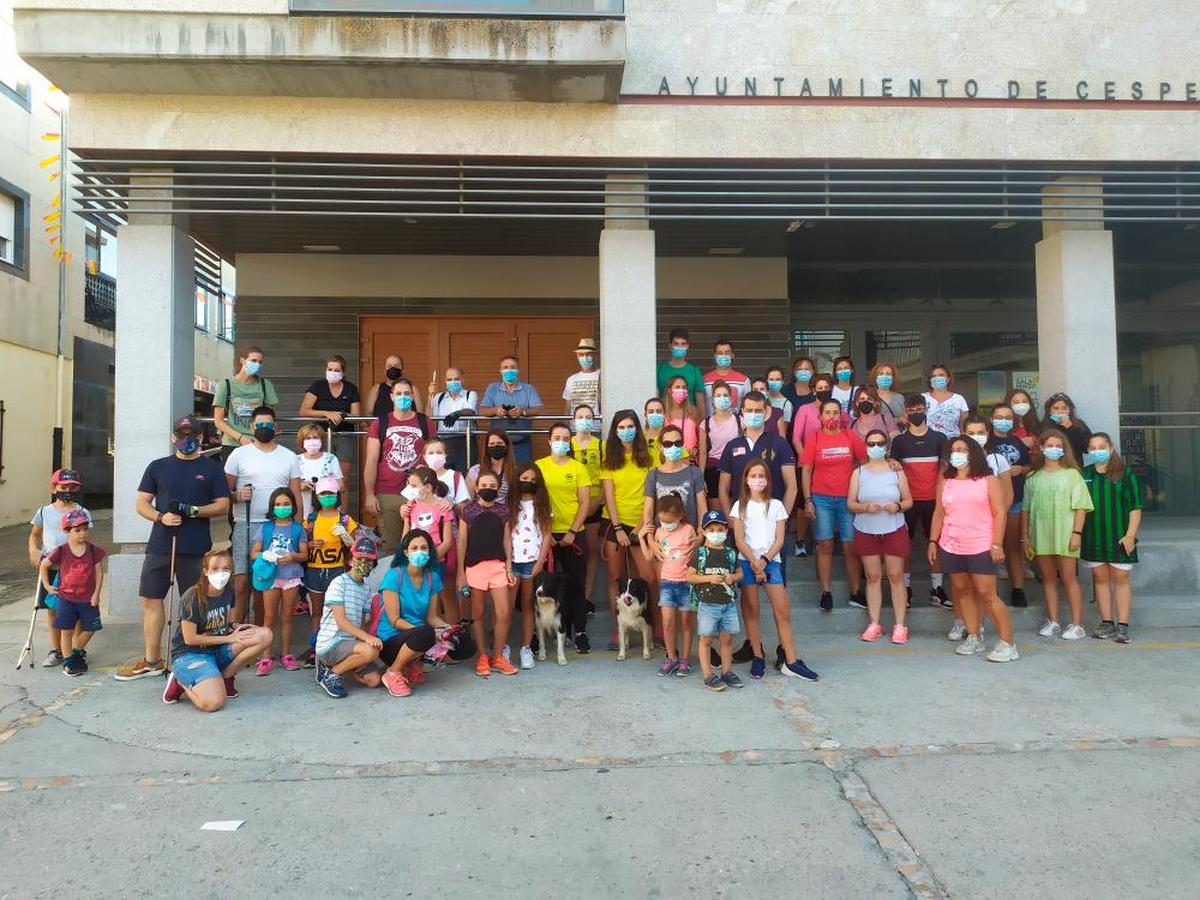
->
[302, 477, 361, 667]
[687, 510, 743, 692]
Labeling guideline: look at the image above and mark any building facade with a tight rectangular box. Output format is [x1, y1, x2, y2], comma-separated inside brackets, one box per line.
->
[12, 0, 1198, 612]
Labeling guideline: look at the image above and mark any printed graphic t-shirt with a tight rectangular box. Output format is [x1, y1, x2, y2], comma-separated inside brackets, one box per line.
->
[368, 413, 434, 495]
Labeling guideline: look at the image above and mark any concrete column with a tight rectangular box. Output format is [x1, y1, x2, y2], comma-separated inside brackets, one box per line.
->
[109, 176, 194, 617]
[599, 173, 656, 418]
[1035, 218, 1120, 441]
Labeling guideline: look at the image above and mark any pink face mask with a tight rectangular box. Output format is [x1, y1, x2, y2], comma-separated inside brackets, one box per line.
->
[671, 388, 687, 403]
[326, 370, 344, 384]
[303, 438, 323, 454]
[748, 476, 768, 492]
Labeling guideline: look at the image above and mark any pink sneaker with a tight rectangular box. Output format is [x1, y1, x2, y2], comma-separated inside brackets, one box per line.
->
[280, 654, 301, 671]
[860, 623, 883, 642]
[255, 657, 274, 677]
[891, 624, 909, 645]
[381, 670, 412, 697]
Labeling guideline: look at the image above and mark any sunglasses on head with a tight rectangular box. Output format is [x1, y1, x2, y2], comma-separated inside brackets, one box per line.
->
[660, 439, 683, 448]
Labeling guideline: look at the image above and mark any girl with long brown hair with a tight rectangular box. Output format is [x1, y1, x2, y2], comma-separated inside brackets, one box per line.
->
[509, 463, 554, 669]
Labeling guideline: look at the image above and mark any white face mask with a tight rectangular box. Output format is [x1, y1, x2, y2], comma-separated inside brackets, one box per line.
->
[424, 452, 446, 471]
[326, 370, 344, 384]
[207, 570, 232, 591]
[401, 485, 421, 502]
[303, 438, 323, 454]
[1012, 402, 1031, 417]
[969, 433, 988, 447]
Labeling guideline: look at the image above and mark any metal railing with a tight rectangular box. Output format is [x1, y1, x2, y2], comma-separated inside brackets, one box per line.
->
[1119, 411, 1200, 514]
[289, 0, 624, 16]
[84, 271, 116, 330]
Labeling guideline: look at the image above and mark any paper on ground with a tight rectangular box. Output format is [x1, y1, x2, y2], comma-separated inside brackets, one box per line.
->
[201, 820, 245, 832]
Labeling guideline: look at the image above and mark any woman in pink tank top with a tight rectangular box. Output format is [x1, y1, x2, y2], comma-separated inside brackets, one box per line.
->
[929, 437, 1017, 662]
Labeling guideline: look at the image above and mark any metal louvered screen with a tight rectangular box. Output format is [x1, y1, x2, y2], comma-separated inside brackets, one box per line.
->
[72, 157, 1200, 228]
[193, 239, 222, 296]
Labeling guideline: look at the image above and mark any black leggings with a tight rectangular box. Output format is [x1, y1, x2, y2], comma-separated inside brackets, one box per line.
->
[551, 532, 589, 638]
[379, 625, 437, 666]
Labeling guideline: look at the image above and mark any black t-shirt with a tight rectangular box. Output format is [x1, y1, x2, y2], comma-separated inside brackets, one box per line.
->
[461, 500, 509, 567]
[305, 379, 361, 432]
[170, 585, 234, 660]
[138, 454, 231, 556]
[989, 435, 1032, 503]
[370, 381, 395, 419]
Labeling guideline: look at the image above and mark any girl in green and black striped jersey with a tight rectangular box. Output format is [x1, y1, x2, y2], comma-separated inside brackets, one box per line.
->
[1080, 433, 1142, 644]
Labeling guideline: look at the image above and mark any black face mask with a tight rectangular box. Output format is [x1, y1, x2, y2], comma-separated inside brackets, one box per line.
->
[856, 401, 875, 415]
[54, 491, 79, 503]
[517, 481, 537, 494]
[477, 487, 499, 502]
[254, 423, 276, 443]
[487, 445, 508, 460]
[385, 366, 403, 381]
[907, 412, 927, 426]
[815, 390, 833, 404]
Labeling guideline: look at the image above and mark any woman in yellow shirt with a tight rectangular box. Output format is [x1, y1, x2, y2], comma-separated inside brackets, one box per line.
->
[571, 403, 604, 606]
[600, 409, 656, 650]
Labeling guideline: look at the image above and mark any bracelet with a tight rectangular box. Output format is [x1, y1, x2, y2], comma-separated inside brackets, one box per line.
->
[1072, 531, 1082, 536]
[990, 544, 1003, 550]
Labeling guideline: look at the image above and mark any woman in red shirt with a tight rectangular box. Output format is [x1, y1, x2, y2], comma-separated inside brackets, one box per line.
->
[801, 399, 868, 612]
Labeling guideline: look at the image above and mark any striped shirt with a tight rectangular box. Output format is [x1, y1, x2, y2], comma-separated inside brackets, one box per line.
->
[1081, 465, 1142, 564]
[315, 572, 373, 655]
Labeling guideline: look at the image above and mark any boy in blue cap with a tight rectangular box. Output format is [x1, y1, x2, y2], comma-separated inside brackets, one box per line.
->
[686, 510, 743, 691]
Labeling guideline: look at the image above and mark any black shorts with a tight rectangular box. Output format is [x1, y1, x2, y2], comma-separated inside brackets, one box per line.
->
[584, 505, 603, 525]
[138, 553, 204, 601]
[303, 565, 345, 595]
[379, 625, 437, 666]
[938, 549, 994, 575]
[54, 600, 103, 632]
[600, 519, 638, 544]
[905, 500, 935, 540]
[35, 567, 59, 610]
[703, 466, 722, 501]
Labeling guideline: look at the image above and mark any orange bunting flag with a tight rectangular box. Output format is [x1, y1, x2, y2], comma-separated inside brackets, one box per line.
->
[44, 223, 61, 234]
[51, 194, 60, 210]
[47, 171, 60, 182]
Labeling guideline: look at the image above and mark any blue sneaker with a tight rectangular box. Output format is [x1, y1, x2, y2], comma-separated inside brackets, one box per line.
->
[749, 657, 766, 680]
[720, 670, 744, 689]
[319, 668, 347, 698]
[781, 658, 819, 682]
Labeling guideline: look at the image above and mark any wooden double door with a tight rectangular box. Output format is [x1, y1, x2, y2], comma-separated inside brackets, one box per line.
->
[359, 314, 596, 450]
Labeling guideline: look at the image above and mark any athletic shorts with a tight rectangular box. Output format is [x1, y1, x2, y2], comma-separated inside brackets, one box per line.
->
[1081, 560, 1133, 572]
[139, 552, 204, 601]
[584, 506, 604, 525]
[303, 565, 345, 594]
[317, 638, 382, 672]
[904, 500, 936, 540]
[172, 645, 236, 688]
[811, 493, 854, 543]
[465, 559, 509, 591]
[853, 527, 911, 559]
[697, 601, 740, 637]
[938, 549, 994, 575]
[739, 559, 784, 586]
[53, 600, 102, 632]
[600, 519, 638, 544]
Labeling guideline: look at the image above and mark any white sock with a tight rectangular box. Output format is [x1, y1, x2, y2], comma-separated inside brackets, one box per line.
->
[930, 573, 944, 589]
[903, 573, 911, 587]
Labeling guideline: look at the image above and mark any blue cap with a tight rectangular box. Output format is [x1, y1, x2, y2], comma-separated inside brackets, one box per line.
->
[251, 555, 277, 593]
[701, 509, 728, 527]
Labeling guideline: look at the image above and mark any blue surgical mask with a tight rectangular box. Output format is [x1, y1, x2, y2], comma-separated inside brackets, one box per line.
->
[715, 354, 732, 368]
[670, 346, 688, 360]
[836, 369, 852, 383]
[867, 445, 887, 460]
[743, 412, 766, 429]
[394, 395, 413, 411]
[662, 444, 684, 462]
[406, 549, 430, 568]
[767, 379, 783, 392]
[550, 440, 571, 456]
[660, 521, 679, 532]
[578, 356, 594, 369]
[949, 451, 969, 469]
[1043, 446, 1066, 460]
[875, 374, 893, 389]
[244, 360, 261, 376]
[930, 375, 949, 390]
[646, 413, 664, 429]
[573, 418, 593, 433]
[617, 427, 637, 444]
[992, 418, 1014, 433]
[501, 369, 519, 384]
[446, 379, 462, 394]
[714, 395, 732, 411]
[706, 530, 728, 545]
[1049, 412, 1067, 424]
[795, 369, 813, 384]
[1087, 448, 1111, 466]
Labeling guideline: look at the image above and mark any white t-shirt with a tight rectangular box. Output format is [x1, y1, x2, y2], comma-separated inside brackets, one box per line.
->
[511, 499, 545, 564]
[225, 443, 302, 522]
[922, 392, 970, 438]
[437, 468, 471, 505]
[562, 370, 601, 416]
[30, 503, 94, 553]
[831, 384, 856, 414]
[431, 389, 479, 435]
[297, 451, 343, 517]
[985, 451, 1013, 478]
[729, 498, 789, 561]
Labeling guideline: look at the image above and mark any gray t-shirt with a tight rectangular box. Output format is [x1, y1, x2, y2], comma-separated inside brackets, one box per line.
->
[224, 443, 301, 521]
[643, 465, 707, 528]
[30, 503, 94, 554]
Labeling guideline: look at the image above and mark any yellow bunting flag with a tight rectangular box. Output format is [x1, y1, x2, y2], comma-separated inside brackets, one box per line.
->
[39, 154, 61, 169]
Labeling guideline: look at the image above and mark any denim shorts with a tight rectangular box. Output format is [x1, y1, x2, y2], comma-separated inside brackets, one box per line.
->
[658, 579, 696, 610]
[1008, 501, 1023, 515]
[811, 493, 855, 543]
[697, 601, 741, 637]
[511, 560, 536, 579]
[739, 559, 784, 586]
[172, 644, 236, 688]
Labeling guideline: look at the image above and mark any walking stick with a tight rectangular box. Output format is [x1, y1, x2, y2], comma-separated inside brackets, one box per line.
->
[14, 572, 41, 670]
[163, 533, 178, 676]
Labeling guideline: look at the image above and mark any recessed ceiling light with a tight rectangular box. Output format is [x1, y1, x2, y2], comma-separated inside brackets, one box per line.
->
[301, 244, 341, 252]
[707, 247, 744, 255]
[403, 217, 419, 225]
[990, 221, 1016, 230]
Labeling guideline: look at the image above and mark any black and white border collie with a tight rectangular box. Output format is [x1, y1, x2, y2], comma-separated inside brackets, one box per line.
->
[614, 576, 653, 661]
[533, 571, 569, 666]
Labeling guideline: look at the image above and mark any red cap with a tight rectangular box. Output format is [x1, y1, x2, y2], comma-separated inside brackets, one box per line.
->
[51, 468, 83, 487]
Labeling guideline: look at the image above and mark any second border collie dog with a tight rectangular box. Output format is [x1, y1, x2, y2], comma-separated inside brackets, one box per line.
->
[533, 570, 569, 666]
[614, 576, 653, 661]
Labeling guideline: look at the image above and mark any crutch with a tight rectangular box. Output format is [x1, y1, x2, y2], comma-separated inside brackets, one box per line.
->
[162, 533, 178, 677]
[14, 572, 41, 670]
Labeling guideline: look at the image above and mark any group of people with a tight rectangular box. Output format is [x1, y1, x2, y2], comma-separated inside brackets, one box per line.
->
[24, 328, 1144, 707]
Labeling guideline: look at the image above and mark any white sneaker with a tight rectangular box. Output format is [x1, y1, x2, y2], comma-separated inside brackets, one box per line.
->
[947, 620, 966, 641]
[1060, 623, 1086, 640]
[519, 645, 535, 670]
[986, 640, 1020, 662]
[1038, 619, 1062, 637]
[793, 544, 808, 558]
[501, 644, 511, 662]
[955, 634, 984, 655]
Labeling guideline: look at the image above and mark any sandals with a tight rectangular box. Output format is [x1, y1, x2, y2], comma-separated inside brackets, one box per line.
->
[255, 657, 274, 676]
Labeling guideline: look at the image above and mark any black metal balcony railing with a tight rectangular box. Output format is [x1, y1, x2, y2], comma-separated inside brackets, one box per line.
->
[84, 271, 116, 330]
[288, 1, 624, 17]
